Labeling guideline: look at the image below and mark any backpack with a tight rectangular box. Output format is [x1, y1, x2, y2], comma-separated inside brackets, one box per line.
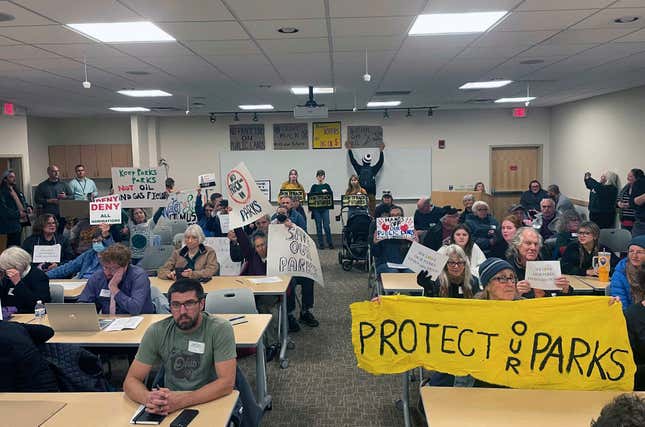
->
[40, 343, 111, 392]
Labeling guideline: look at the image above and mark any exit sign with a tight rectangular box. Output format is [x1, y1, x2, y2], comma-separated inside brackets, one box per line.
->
[512, 107, 527, 118]
[3, 103, 15, 116]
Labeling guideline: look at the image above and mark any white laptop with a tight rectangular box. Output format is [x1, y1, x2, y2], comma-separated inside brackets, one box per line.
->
[45, 303, 114, 332]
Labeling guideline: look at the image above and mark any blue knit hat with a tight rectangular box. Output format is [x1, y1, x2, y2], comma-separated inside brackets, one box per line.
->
[630, 235, 645, 250]
[479, 257, 515, 287]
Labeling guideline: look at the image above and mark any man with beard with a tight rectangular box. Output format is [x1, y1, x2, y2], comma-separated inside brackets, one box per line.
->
[124, 279, 236, 415]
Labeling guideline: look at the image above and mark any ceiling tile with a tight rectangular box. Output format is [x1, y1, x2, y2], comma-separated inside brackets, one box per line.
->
[0, 25, 91, 44]
[517, 43, 596, 57]
[329, 0, 426, 17]
[572, 7, 645, 29]
[423, 0, 522, 13]
[331, 17, 414, 37]
[272, 52, 331, 83]
[0, 2, 54, 26]
[13, 0, 142, 23]
[119, 0, 233, 21]
[494, 10, 597, 31]
[517, 0, 613, 10]
[472, 30, 558, 47]
[616, 27, 645, 42]
[0, 44, 60, 59]
[545, 28, 634, 44]
[185, 40, 261, 56]
[35, 43, 127, 60]
[158, 21, 248, 41]
[244, 19, 327, 39]
[0, 34, 17, 45]
[110, 42, 194, 57]
[258, 37, 329, 54]
[611, 0, 645, 6]
[227, 0, 325, 20]
[206, 55, 283, 85]
[458, 45, 527, 59]
[333, 35, 405, 51]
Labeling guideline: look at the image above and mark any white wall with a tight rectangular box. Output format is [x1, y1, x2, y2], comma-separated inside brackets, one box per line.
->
[551, 86, 645, 202]
[1, 114, 31, 200]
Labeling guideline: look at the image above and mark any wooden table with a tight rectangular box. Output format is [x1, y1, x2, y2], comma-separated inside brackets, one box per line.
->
[564, 275, 595, 293]
[380, 273, 423, 295]
[48, 279, 87, 299]
[421, 387, 642, 426]
[579, 275, 611, 293]
[12, 313, 272, 409]
[0, 391, 239, 427]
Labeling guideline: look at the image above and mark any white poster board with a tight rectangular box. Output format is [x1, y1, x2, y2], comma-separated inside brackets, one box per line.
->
[376, 217, 415, 241]
[525, 261, 561, 290]
[112, 166, 169, 208]
[225, 162, 274, 229]
[90, 195, 122, 225]
[163, 190, 198, 225]
[204, 237, 241, 276]
[403, 241, 449, 278]
[33, 244, 61, 263]
[266, 224, 324, 286]
[198, 173, 217, 188]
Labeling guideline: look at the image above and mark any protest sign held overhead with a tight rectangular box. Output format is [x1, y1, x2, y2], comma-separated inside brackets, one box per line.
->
[163, 190, 197, 225]
[90, 195, 122, 225]
[351, 295, 635, 391]
[225, 162, 274, 229]
[198, 173, 217, 188]
[112, 167, 168, 208]
[376, 217, 415, 241]
[403, 241, 449, 278]
[267, 224, 324, 286]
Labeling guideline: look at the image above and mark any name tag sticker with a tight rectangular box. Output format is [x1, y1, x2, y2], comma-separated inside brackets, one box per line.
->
[99, 289, 111, 298]
[188, 340, 205, 354]
[490, 225, 497, 230]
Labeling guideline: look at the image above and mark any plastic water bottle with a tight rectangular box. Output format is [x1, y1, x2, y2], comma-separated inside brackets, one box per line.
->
[34, 300, 46, 322]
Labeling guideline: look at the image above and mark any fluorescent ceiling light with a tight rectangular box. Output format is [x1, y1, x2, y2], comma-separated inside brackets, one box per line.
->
[494, 97, 536, 103]
[109, 107, 150, 112]
[409, 11, 508, 35]
[459, 80, 513, 90]
[290, 87, 335, 95]
[117, 90, 172, 97]
[66, 22, 175, 43]
[367, 101, 401, 107]
[238, 104, 274, 110]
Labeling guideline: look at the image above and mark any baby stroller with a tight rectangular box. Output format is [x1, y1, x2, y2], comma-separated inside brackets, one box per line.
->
[337, 195, 372, 271]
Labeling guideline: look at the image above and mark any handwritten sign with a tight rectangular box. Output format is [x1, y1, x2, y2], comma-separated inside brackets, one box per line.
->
[307, 192, 334, 209]
[313, 121, 341, 149]
[112, 167, 168, 208]
[376, 216, 415, 241]
[348, 125, 383, 148]
[90, 195, 121, 225]
[204, 237, 241, 276]
[255, 180, 271, 201]
[33, 244, 61, 263]
[525, 261, 562, 290]
[273, 123, 308, 150]
[403, 241, 449, 278]
[267, 224, 324, 286]
[225, 162, 274, 229]
[218, 214, 230, 233]
[278, 189, 306, 203]
[351, 295, 635, 391]
[230, 124, 265, 151]
[341, 194, 368, 207]
[163, 191, 197, 225]
[198, 173, 217, 188]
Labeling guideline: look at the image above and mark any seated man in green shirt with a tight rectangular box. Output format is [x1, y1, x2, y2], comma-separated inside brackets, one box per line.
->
[124, 278, 236, 415]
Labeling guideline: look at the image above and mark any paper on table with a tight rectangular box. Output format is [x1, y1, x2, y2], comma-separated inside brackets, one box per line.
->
[33, 244, 61, 263]
[402, 241, 449, 278]
[50, 281, 86, 290]
[525, 261, 561, 290]
[386, 262, 409, 270]
[248, 276, 282, 284]
[104, 316, 143, 332]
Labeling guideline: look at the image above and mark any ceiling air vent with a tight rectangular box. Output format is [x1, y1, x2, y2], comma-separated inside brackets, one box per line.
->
[374, 90, 411, 96]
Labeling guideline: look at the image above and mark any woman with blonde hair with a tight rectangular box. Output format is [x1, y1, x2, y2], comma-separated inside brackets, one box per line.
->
[158, 224, 218, 280]
[345, 174, 367, 196]
[417, 244, 480, 298]
[584, 170, 619, 229]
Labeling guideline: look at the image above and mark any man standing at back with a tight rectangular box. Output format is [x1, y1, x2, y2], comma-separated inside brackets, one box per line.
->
[346, 140, 385, 216]
[68, 164, 98, 201]
[124, 278, 236, 416]
[34, 165, 72, 227]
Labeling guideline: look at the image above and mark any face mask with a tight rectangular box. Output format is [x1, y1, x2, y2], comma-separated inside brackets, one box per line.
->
[276, 213, 288, 223]
[93, 242, 106, 253]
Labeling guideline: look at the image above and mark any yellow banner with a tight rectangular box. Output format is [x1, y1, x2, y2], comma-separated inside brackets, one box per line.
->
[350, 296, 635, 391]
[312, 122, 341, 149]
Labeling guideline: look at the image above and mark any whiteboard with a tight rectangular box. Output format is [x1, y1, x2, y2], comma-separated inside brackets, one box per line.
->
[219, 148, 431, 201]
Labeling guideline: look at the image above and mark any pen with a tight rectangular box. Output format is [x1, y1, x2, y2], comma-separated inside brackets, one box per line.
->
[228, 315, 246, 322]
[231, 320, 248, 326]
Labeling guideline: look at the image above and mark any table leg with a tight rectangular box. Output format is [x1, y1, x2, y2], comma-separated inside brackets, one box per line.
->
[279, 292, 289, 368]
[402, 371, 411, 427]
[255, 338, 271, 409]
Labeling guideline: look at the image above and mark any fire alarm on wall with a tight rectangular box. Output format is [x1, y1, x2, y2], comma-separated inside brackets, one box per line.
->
[512, 107, 527, 118]
[438, 139, 446, 149]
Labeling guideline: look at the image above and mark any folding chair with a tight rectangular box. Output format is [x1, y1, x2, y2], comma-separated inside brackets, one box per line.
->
[599, 228, 632, 257]
[138, 245, 176, 275]
[205, 288, 258, 314]
[49, 284, 64, 303]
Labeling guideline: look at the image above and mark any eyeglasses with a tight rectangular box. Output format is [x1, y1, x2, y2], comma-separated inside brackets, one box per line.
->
[491, 275, 517, 283]
[477, 208, 489, 211]
[170, 299, 201, 310]
[447, 261, 465, 267]
[101, 265, 121, 274]
[629, 249, 645, 256]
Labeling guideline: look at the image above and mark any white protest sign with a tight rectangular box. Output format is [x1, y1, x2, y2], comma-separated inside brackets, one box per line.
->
[255, 180, 271, 201]
[267, 224, 324, 286]
[525, 261, 562, 290]
[198, 173, 217, 188]
[112, 166, 169, 208]
[33, 244, 62, 263]
[402, 241, 449, 278]
[218, 214, 230, 233]
[163, 190, 198, 224]
[376, 216, 415, 240]
[89, 195, 122, 225]
[204, 237, 241, 276]
[225, 163, 274, 229]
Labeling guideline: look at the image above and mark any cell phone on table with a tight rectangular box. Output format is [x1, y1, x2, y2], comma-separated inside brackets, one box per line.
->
[170, 409, 199, 427]
[175, 267, 185, 278]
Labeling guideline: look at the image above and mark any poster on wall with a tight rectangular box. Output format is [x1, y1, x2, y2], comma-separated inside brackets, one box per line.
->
[230, 124, 265, 151]
[273, 123, 308, 150]
[112, 166, 168, 208]
[348, 125, 383, 148]
[312, 121, 341, 149]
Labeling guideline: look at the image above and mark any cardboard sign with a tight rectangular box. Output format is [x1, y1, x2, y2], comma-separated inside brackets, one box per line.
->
[267, 224, 324, 286]
[525, 261, 562, 291]
[204, 237, 241, 276]
[255, 180, 271, 201]
[307, 192, 334, 209]
[112, 167, 169, 208]
[376, 216, 415, 241]
[403, 241, 449, 278]
[163, 191, 197, 225]
[273, 123, 308, 150]
[341, 194, 368, 207]
[348, 125, 383, 148]
[218, 214, 230, 233]
[351, 295, 635, 391]
[33, 244, 61, 263]
[225, 162, 274, 229]
[89, 195, 121, 225]
[198, 173, 217, 188]
[278, 189, 306, 203]
[312, 121, 341, 149]
[230, 124, 265, 151]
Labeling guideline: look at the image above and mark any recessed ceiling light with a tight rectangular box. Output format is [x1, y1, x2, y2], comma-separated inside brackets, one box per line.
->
[494, 97, 536, 104]
[367, 101, 401, 107]
[277, 27, 299, 34]
[0, 12, 15, 22]
[614, 16, 639, 24]
[109, 107, 150, 112]
[290, 87, 335, 95]
[409, 11, 507, 35]
[125, 70, 151, 75]
[459, 80, 512, 90]
[519, 59, 545, 65]
[238, 104, 274, 110]
[66, 22, 175, 43]
[117, 89, 172, 97]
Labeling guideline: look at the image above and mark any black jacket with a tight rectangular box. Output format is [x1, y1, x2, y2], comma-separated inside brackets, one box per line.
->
[585, 177, 618, 214]
[520, 189, 549, 212]
[0, 268, 51, 313]
[348, 149, 384, 195]
[22, 234, 75, 265]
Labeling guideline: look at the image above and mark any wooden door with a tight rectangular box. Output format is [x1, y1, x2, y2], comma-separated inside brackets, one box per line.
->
[64, 145, 81, 179]
[96, 145, 113, 178]
[48, 146, 67, 177]
[490, 146, 541, 220]
[80, 145, 98, 178]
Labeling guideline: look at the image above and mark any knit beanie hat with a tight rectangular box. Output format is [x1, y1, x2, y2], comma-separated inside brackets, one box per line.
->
[479, 257, 515, 287]
[362, 153, 372, 164]
[629, 235, 645, 250]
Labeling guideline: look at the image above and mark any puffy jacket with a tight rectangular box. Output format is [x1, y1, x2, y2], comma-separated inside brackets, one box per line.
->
[610, 258, 634, 312]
